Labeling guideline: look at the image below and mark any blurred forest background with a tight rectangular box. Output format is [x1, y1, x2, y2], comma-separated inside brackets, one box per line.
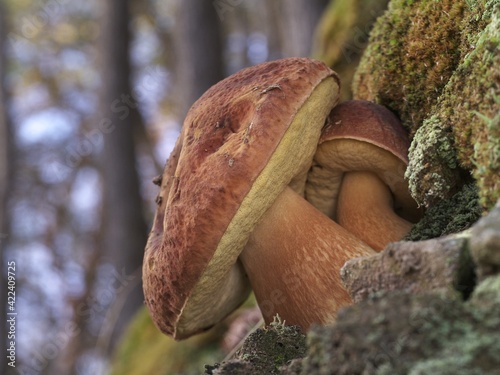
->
[0, 0, 384, 374]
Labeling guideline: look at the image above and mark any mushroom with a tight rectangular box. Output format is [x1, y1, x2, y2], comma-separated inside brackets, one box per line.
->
[143, 58, 374, 339]
[306, 100, 422, 251]
[240, 187, 374, 329]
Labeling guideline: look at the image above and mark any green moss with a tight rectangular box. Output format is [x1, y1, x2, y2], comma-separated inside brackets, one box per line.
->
[436, 2, 500, 209]
[297, 276, 500, 374]
[108, 307, 224, 375]
[313, 0, 358, 66]
[205, 316, 307, 374]
[109, 296, 260, 375]
[405, 182, 482, 241]
[313, 0, 390, 99]
[353, 0, 467, 131]
[354, 0, 499, 210]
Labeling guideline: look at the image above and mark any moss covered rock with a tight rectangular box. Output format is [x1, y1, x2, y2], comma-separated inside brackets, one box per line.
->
[404, 182, 482, 241]
[470, 199, 500, 279]
[353, 0, 467, 130]
[297, 276, 500, 375]
[353, 0, 499, 209]
[204, 317, 307, 375]
[204, 202, 500, 375]
[446, 3, 500, 209]
[341, 232, 475, 302]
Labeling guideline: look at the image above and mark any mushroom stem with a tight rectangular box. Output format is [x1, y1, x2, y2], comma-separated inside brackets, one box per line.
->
[240, 187, 374, 330]
[336, 171, 413, 251]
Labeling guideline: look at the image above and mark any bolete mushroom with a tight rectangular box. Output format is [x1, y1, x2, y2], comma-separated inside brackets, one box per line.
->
[306, 100, 422, 251]
[143, 58, 374, 339]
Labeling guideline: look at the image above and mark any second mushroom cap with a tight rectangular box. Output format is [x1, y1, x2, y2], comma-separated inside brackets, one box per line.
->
[306, 100, 422, 250]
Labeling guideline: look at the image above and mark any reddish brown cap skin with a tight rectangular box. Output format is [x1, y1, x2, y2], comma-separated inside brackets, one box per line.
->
[307, 100, 422, 223]
[143, 58, 339, 338]
[322, 100, 410, 163]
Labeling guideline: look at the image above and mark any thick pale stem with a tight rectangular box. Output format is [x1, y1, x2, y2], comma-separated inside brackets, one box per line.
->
[336, 171, 413, 251]
[240, 187, 374, 330]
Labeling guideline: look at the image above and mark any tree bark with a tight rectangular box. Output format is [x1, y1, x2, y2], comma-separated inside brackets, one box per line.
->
[173, 0, 225, 119]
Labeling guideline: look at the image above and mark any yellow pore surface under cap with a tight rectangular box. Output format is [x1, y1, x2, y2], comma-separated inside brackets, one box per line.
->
[175, 77, 339, 337]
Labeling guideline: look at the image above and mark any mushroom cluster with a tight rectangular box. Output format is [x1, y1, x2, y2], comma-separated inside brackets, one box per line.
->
[143, 58, 421, 340]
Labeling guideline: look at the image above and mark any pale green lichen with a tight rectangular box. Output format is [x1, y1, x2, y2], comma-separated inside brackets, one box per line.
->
[410, 0, 499, 209]
[468, 273, 500, 307]
[295, 275, 500, 375]
[355, 0, 499, 210]
[439, 1, 500, 209]
[406, 117, 461, 207]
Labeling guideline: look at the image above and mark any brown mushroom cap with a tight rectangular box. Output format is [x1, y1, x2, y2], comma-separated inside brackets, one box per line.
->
[306, 100, 421, 223]
[143, 58, 340, 339]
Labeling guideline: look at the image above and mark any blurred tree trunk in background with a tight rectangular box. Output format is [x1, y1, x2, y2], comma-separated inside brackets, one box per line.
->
[0, 3, 11, 374]
[262, 1, 285, 61]
[278, 0, 329, 57]
[97, 0, 148, 354]
[173, 0, 225, 119]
